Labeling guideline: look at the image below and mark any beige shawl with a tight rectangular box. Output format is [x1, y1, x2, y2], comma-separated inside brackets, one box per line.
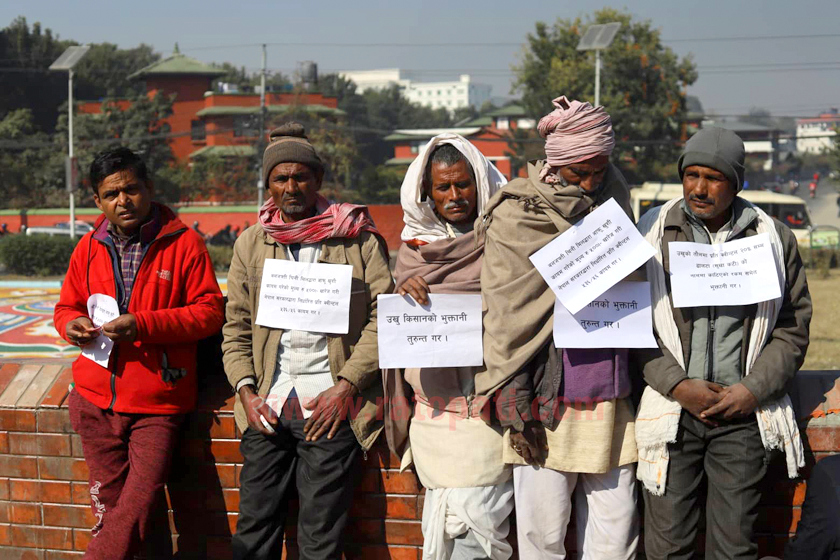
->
[476, 160, 634, 396]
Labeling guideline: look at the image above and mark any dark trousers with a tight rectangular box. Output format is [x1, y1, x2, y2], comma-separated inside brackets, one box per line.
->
[644, 411, 768, 560]
[232, 404, 361, 560]
[68, 389, 183, 560]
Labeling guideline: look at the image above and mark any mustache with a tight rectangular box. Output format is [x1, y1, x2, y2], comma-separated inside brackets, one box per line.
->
[443, 200, 468, 211]
[689, 195, 714, 204]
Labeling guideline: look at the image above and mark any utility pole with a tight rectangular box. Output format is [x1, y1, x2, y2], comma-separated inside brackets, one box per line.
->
[50, 46, 90, 239]
[257, 44, 267, 208]
[576, 22, 620, 108]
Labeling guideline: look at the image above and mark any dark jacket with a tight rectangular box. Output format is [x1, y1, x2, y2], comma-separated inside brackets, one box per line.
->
[637, 199, 812, 405]
[786, 454, 840, 559]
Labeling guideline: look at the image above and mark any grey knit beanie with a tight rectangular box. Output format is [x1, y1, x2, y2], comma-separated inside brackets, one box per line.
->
[262, 122, 324, 187]
[678, 126, 746, 191]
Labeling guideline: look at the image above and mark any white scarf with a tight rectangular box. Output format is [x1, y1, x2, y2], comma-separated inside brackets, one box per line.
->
[400, 133, 507, 244]
[635, 197, 804, 496]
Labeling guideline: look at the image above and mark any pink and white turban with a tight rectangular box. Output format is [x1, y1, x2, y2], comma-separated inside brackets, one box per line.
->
[537, 96, 615, 183]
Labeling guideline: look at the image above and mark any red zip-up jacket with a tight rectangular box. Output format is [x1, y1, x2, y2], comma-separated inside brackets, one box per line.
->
[54, 204, 225, 414]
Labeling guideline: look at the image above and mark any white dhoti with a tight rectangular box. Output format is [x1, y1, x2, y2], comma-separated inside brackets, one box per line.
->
[513, 464, 638, 560]
[421, 481, 514, 560]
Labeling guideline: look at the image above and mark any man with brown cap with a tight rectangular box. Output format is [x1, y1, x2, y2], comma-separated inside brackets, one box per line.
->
[222, 122, 394, 559]
[636, 126, 811, 559]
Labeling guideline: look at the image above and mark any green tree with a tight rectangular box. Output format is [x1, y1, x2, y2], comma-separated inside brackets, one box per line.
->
[58, 91, 177, 205]
[512, 8, 697, 182]
[73, 43, 159, 99]
[0, 108, 58, 208]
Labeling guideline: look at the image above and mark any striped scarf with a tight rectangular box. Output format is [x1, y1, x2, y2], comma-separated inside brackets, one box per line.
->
[258, 194, 380, 244]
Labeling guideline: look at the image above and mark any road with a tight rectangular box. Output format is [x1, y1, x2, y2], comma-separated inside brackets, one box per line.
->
[805, 180, 840, 229]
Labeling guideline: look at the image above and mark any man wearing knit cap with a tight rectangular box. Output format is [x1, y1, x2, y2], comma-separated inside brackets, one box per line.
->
[479, 97, 640, 559]
[222, 122, 394, 559]
[635, 126, 811, 559]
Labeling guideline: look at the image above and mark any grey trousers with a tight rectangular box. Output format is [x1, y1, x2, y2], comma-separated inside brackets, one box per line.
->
[643, 412, 768, 560]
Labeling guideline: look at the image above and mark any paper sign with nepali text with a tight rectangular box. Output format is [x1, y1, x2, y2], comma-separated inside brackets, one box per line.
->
[81, 293, 119, 367]
[255, 259, 353, 334]
[668, 233, 781, 308]
[377, 294, 483, 369]
[553, 281, 657, 349]
[529, 198, 656, 314]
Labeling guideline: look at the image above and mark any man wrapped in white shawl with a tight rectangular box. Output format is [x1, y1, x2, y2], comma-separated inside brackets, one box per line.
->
[383, 133, 513, 560]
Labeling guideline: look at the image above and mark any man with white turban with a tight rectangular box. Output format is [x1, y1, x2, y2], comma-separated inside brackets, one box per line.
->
[383, 133, 513, 559]
[477, 97, 639, 559]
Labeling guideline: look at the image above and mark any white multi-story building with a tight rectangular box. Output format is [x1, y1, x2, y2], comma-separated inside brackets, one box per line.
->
[338, 69, 492, 113]
[796, 111, 840, 154]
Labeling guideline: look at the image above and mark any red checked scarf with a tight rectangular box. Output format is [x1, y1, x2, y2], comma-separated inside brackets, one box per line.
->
[258, 194, 380, 244]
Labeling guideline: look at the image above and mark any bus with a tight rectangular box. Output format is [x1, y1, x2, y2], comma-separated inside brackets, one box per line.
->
[630, 182, 815, 245]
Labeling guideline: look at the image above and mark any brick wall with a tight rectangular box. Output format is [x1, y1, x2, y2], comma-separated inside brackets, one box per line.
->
[0, 360, 836, 559]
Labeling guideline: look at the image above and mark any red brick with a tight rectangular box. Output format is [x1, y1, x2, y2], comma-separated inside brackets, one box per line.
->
[0, 522, 9, 545]
[10, 480, 72, 504]
[367, 444, 400, 469]
[69, 435, 83, 458]
[379, 470, 420, 494]
[43, 504, 97, 529]
[38, 457, 88, 481]
[39, 367, 73, 408]
[0, 364, 22, 397]
[70, 483, 89, 505]
[0, 410, 36, 432]
[805, 426, 840, 452]
[0, 455, 37, 478]
[36, 409, 73, 434]
[350, 494, 418, 520]
[45, 552, 84, 560]
[209, 440, 243, 463]
[383, 520, 424, 546]
[9, 502, 41, 525]
[10, 525, 73, 550]
[357, 468, 380, 493]
[345, 544, 418, 560]
[217, 464, 237, 488]
[72, 528, 91, 551]
[348, 518, 384, 542]
[0, 546, 45, 559]
[0, 477, 9, 501]
[8, 433, 72, 457]
[0, 432, 9, 454]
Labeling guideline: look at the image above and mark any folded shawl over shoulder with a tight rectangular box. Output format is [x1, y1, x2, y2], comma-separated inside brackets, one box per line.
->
[634, 197, 804, 496]
[476, 160, 634, 398]
[383, 133, 506, 461]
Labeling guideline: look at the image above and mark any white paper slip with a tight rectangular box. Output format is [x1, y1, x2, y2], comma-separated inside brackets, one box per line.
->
[668, 233, 781, 308]
[553, 281, 657, 349]
[529, 198, 656, 315]
[82, 294, 120, 367]
[377, 293, 483, 369]
[255, 259, 353, 334]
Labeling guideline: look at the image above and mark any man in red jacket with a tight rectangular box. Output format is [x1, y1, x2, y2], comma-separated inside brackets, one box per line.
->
[53, 146, 225, 559]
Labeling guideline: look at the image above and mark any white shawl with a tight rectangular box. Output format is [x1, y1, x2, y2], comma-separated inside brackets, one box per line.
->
[635, 197, 804, 496]
[400, 133, 507, 244]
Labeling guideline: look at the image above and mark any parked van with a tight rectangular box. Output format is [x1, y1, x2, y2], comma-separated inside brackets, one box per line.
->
[631, 182, 814, 244]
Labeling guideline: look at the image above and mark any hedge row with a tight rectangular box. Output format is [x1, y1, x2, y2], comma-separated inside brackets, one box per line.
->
[0, 235, 235, 277]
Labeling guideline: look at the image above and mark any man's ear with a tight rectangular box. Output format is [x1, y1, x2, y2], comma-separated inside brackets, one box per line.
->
[92, 189, 103, 212]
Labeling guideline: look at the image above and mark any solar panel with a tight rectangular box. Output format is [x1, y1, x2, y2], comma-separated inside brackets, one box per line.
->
[577, 22, 621, 51]
[49, 46, 91, 71]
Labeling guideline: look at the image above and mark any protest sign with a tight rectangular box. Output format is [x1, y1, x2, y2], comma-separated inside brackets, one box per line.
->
[82, 294, 119, 367]
[553, 281, 657, 348]
[530, 198, 656, 314]
[378, 294, 482, 369]
[255, 259, 353, 333]
[669, 233, 781, 308]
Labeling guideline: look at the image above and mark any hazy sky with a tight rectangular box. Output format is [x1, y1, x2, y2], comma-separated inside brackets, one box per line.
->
[5, 0, 840, 117]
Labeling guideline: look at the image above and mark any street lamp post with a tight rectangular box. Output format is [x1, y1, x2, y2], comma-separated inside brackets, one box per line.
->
[50, 45, 91, 240]
[576, 22, 621, 108]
